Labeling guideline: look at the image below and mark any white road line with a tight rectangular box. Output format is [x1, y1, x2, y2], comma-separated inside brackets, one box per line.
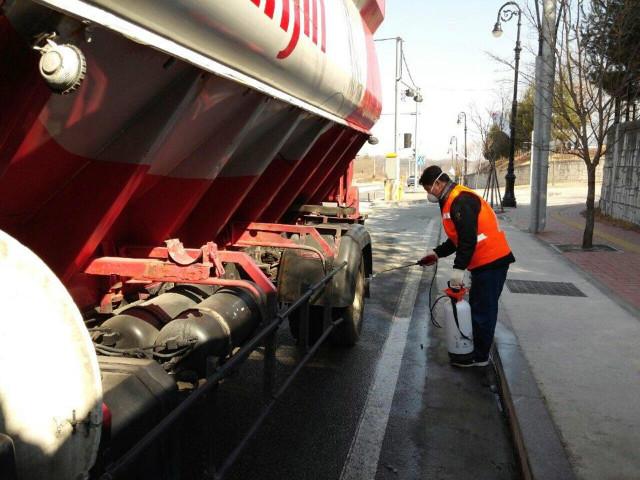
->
[340, 218, 439, 480]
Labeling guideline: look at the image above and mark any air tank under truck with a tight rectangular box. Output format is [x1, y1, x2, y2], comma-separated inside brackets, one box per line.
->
[0, 0, 384, 478]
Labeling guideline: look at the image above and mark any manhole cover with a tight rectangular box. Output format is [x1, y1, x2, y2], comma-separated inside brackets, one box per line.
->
[506, 279, 586, 297]
[551, 244, 619, 253]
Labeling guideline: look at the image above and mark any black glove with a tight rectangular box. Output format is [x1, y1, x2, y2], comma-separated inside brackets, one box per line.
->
[418, 250, 438, 266]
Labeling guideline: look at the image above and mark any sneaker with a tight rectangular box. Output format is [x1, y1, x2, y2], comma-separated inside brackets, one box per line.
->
[451, 357, 490, 368]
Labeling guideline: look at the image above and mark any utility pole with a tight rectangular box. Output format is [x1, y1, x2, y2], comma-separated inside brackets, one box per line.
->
[394, 37, 402, 182]
[463, 119, 467, 183]
[374, 36, 405, 200]
[530, 0, 557, 233]
[458, 112, 468, 185]
[413, 90, 423, 190]
[414, 103, 419, 189]
[449, 136, 458, 182]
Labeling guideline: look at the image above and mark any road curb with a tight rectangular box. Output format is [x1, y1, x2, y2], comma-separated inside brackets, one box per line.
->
[492, 321, 576, 480]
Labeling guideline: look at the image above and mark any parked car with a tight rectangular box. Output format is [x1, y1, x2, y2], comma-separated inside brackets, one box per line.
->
[407, 175, 416, 187]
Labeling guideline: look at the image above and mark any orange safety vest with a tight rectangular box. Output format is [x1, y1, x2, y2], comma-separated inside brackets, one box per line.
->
[441, 184, 512, 270]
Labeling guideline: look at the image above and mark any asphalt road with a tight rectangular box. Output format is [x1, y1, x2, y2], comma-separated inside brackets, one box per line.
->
[210, 201, 518, 480]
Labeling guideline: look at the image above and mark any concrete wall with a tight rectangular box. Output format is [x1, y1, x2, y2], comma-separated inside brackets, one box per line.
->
[599, 120, 640, 226]
[465, 155, 604, 191]
[353, 155, 415, 181]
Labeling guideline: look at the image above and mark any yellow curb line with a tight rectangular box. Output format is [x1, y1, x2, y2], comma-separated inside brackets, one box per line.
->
[549, 212, 640, 254]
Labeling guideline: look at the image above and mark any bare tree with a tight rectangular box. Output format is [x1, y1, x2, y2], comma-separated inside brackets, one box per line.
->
[552, 0, 637, 248]
[470, 99, 512, 170]
[470, 104, 493, 166]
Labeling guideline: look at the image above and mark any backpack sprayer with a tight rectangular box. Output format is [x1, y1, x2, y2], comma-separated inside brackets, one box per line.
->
[372, 261, 474, 359]
[440, 284, 473, 358]
[427, 262, 474, 358]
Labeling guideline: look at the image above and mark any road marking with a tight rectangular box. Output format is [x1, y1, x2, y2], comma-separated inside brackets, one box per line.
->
[340, 218, 438, 480]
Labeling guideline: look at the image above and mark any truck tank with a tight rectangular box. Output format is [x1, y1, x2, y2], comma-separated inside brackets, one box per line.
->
[0, 0, 383, 478]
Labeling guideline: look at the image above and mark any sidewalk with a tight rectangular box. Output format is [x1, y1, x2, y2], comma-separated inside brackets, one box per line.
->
[502, 184, 640, 313]
[491, 185, 640, 480]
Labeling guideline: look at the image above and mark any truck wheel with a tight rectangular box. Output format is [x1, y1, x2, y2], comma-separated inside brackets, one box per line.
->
[330, 258, 365, 347]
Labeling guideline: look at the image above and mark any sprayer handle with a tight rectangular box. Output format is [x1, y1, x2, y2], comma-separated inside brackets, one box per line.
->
[444, 285, 467, 301]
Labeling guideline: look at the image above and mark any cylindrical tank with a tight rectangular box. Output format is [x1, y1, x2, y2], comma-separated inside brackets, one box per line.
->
[155, 286, 263, 375]
[443, 291, 474, 357]
[0, 230, 102, 480]
[100, 284, 216, 348]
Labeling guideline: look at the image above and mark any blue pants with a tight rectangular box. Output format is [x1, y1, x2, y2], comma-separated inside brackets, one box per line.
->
[469, 265, 509, 360]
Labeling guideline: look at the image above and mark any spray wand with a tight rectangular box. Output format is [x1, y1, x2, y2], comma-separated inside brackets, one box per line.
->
[370, 261, 419, 278]
[370, 260, 444, 331]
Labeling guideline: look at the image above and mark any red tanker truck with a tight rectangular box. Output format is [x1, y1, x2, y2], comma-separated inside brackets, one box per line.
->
[0, 0, 383, 478]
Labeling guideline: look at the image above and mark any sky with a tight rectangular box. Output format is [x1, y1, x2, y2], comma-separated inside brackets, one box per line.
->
[359, 0, 540, 162]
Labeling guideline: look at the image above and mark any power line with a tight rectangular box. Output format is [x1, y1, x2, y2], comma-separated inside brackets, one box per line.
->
[401, 50, 418, 89]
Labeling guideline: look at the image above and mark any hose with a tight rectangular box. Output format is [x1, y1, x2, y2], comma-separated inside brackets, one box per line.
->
[427, 261, 447, 329]
[371, 257, 445, 328]
[93, 338, 198, 360]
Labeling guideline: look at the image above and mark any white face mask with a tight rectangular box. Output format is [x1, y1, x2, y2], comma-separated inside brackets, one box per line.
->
[427, 172, 445, 203]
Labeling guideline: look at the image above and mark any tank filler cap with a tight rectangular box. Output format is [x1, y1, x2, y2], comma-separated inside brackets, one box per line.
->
[37, 38, 86, 95]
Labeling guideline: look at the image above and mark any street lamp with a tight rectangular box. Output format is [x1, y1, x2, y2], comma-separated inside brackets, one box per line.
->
[457, 111, 468, 185]
[492, 1, 522, 208]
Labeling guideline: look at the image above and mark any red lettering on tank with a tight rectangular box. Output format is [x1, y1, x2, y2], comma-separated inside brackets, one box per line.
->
[277, 0, 301, 59]
[312, 0, 318, 45]
[265, 0, 275, 18]
[319, 0, 326, 52]
[281, 0, 290, 30]
[303, 0, 310, 37]
[248, 0, 326, 59]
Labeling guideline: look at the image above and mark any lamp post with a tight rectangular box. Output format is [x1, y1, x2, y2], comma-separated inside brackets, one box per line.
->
[492, 1, 522, 208]
[457, 111, 467, 185]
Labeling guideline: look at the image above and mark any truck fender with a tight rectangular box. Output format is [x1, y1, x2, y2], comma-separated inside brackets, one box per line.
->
[276, 225, 372, 308]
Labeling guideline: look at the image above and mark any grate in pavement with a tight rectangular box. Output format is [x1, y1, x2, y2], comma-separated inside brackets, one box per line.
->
[506, 279, 587, 297]
[551, 243, 619, 253]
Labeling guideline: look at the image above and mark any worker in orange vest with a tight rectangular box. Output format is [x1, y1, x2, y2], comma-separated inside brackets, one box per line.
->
[417, 165, 515, 367]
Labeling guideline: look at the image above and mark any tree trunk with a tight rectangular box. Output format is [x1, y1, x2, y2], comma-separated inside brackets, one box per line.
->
[582, 163, 597, 249]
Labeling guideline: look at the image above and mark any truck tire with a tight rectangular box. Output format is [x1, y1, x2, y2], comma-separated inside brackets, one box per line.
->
[330, 258, 365, 347]
[289, 255, 366, 347]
